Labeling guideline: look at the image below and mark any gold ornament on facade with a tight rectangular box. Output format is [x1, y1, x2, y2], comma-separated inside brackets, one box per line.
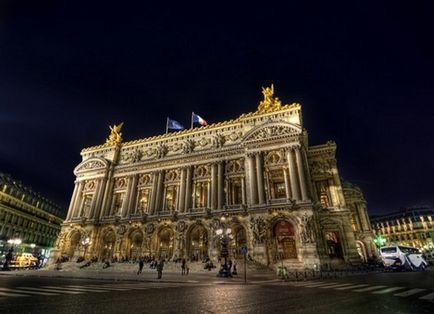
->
[257, 84, 282, 113]
[106, 122, 124, 145]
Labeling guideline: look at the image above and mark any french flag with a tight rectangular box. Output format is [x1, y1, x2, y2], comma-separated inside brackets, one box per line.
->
[192, 112, 208, 126]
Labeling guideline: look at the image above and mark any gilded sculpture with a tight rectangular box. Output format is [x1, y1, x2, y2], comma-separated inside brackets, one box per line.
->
[106, 122, 124, 145]
[258, 84, 282, 113]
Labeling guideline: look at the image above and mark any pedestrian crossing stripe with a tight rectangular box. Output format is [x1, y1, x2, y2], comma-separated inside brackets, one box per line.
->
[18, 287, 84, 294]
[418, 292, 434, 302]
[394, 288, 426, 297]
[353, 285, 387, 292]
[335, 284, 369, 290]
[0, 287, 57, 296]
[0, 291, 31, 297]
[372, 287, 405, 294]
[42, 286, 108, 293]
[289, 280, 434, 302]
[318, 283, 355, 289]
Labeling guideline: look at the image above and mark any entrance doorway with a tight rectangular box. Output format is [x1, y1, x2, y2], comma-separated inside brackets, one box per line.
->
[157, 227, 174, 259]
[325, 231, 343, 259]
[187, 224, 208, 261]
[274, 220, 297, 259]
[230, 224, 247, 259]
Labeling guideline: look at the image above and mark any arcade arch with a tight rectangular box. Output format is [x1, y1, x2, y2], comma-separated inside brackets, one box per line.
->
[187, 224, 208, 261]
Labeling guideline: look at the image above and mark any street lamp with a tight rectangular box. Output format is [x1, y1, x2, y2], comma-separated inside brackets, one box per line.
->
[216, 219, 233, 278]
[81, 237, 91, 260]
[7, 238, 22, 247]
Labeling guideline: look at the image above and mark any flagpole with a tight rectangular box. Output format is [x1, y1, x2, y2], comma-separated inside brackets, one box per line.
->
[166, 117, 169, 134]
[191, 112, 194, 129]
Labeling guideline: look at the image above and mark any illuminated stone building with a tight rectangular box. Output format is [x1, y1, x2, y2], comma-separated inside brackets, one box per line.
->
[371, 207, 434, 252]
[0, 173, 64, 255]
[53, 85, 366, 269]
[342, 181, 376, 261]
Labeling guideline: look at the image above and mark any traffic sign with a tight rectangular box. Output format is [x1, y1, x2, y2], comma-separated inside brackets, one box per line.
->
[240, 245, 248, 254]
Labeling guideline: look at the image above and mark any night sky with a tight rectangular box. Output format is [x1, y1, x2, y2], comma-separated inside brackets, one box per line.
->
[1, 1, 433, 216]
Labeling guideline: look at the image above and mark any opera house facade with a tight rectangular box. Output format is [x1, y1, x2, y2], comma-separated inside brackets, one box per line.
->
[52, 86, 375, 269]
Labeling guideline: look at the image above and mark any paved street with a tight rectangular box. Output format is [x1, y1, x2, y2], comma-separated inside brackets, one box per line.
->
[0, 269, 433, 313]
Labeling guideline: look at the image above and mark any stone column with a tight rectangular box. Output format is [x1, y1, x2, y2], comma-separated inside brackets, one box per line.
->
[247, 153, 258, 205]
[192, 182, 197, 209]
[100, 171, 116, 219]
[211, 163, 218, 209]
[121, 176, 133, 217]
[94, 177, 108, 219]
[72, 181, 85, 218]
[286, 148, 300, 201]
[255, 152, 265, 204]
[358, 204, 370, 231]
[128, 175, 138, 215]
[184, 167, 192, 212]
[207, 180, 211, 208]
[88, 179, 102, 219]
[264, 170, 271, 202]
[161, 185, 168, 212]
[294, 146, 308, 201]
[241, 176, 246, 205]
[283, 168, 291, 199]
[217, 161, 224, 209]
[178, 168, 186, 212]
[66, 182, 80, 221]
[149, 172, 158, 215]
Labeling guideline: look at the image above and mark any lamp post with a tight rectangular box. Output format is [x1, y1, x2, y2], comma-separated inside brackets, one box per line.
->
[216, 217, 233, 278]
[81, 237, 91, 260]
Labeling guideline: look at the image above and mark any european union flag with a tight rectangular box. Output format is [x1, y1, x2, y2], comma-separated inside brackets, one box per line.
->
[166, 118, 185, 131]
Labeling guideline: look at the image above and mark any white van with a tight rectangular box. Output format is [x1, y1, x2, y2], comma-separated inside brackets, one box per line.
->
[380, 246, 428, 271]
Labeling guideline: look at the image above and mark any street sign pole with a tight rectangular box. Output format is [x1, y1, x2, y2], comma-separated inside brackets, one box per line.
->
[244, 251, 247, 284]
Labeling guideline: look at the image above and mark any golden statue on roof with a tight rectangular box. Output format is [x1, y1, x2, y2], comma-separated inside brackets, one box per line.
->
[258, 84, 282, 113]
[106, 122, 124, 145]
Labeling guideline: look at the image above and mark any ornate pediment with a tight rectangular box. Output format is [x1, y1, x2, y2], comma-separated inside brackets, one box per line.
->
[243, 122, 301, 143]
[74, 157, 109, 174]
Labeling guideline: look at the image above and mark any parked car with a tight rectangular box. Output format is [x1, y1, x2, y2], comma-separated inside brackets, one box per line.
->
[380, 246, 428, 271]
[13, 253, 39, 268]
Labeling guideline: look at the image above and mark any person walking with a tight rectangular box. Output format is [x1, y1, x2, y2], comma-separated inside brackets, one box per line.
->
[181, 258, 186, 275]
[232, 260, 237, 275]
[157, 259, 164, 279]
[137, 258, 144, 275]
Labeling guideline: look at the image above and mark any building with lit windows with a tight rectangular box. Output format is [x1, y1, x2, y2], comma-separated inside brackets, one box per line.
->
[0, 173, 64, 257]
[371, 207, 434, 252]
[52, 85, 371, 270]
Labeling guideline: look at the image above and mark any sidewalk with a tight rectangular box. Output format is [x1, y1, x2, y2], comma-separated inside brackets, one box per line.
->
[0, 262, 278, 284]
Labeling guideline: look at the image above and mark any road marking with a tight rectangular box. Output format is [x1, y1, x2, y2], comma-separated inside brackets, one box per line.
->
[394, 288, 426, 297]
[63, 285, 113, 292]
[295, 281, 327, 286]
[0, 287, 58, 296]
[0, 291, 30, 297]
[43, 286, 108, 293]
[353, 285, 387, 292]
[18, 287, 84, 294]
[419, 292, 434, 302]
[302, 282, 338, 287]
[318, 283, 355, 289]
[335, 284, 369, 290]
[372, 287, 405, 294]
[304, 282, 339, 288]
[81, 285, 132, 291]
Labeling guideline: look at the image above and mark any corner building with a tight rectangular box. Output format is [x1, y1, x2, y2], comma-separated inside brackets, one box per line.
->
[53, 86, 367, 269]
